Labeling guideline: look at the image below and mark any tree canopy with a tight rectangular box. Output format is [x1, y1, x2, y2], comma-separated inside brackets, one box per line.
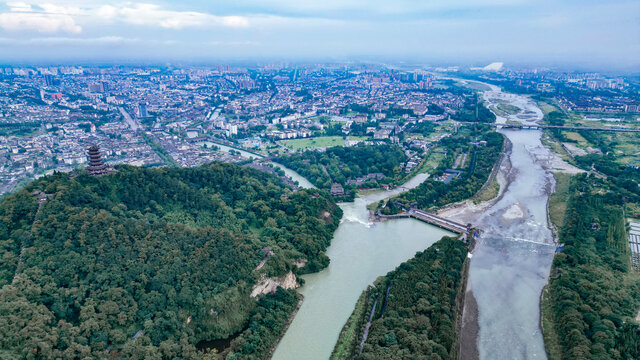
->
[0, 162, 341, 359]
[275, 143, 407, 198]
[547, 173, 640, 359]
[331, 236, 468, 360]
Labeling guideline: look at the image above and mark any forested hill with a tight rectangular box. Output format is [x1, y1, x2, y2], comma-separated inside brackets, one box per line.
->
[0, 162, 341, 359]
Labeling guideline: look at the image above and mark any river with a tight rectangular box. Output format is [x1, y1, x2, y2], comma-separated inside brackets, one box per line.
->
[199, 141, 315, 189]
[272, 173, 453, 360]
[442, 82, 565, 359]
[204, 101, 563, 359]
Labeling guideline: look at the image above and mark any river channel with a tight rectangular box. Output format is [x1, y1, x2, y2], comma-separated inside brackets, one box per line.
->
[272, 175, 454, 360]
[200, 140, 450, 358]
[203, 98, 562, 359]
[443, 82, 563, 359]
[199, 141, 315, 189]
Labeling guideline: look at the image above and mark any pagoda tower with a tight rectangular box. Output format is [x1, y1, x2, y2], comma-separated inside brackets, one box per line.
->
[86, 145, 108, 176]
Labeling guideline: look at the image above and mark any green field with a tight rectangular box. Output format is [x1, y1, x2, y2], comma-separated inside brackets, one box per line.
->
[278, 136, 369, 150]
[548, 173, 573, 231]
[416, 148, 446, 173]
[474, 176, 500, 203]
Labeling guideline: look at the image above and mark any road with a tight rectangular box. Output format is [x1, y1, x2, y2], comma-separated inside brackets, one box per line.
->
[118, 107, 142, 131]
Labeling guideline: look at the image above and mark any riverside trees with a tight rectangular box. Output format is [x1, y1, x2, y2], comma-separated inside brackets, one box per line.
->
[331, 236, 468, 360]
[546, 173, 640, 359]
[275, 143, 407, 199]
[383, 131, 504, 212]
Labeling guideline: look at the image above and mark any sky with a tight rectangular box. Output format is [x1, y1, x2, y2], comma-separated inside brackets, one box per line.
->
[0, 0, 638, 70]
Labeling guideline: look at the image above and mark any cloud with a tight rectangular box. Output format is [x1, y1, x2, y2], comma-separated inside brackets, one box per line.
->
[0, 35, 139, 45]
[209, 40, 260, 46]
[97, 3, 249, 29]
[0, 2, 81, 33]
[0, 2, 249, 33]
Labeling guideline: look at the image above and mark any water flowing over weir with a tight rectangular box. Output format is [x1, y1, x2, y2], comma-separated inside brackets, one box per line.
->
[272, 173, 453, 360]
[443, 83, 574, 360]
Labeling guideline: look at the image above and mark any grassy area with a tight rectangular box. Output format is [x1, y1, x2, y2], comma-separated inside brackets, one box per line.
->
[548, 173, 573, 231]
[494, 99, 521, 115]
[473, 176, 500, 203]
[614, 133, 640, 165]
[626, 203, 640, 219]
[278, 136, 369, 150]
[330, 289, 370, 360]
[563, 131, 588, 144]
[455, 80, 492, 92]
[541, 131, 574, 163]
[421, 149, 446, 171]
[541, 285, 563, 360]
[538, 102, 558, 116]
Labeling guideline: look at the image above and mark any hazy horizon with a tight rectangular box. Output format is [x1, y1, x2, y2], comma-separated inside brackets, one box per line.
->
[0, 0, 639, 71]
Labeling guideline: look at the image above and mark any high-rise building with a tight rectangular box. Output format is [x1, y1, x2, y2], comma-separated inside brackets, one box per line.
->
[137, 102, 149, 118]
[44, 75, 56, 86]
[86, 145, 108, 176]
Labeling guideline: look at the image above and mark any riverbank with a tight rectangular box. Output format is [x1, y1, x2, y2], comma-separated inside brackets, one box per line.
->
[265, 298, 304, 359]
[327, 236, 468, 360]
[437, 138, 512, 225]
[459, 290, 479, 360]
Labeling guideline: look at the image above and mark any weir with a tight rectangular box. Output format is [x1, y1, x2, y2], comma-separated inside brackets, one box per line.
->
[378, 209, 469, 234]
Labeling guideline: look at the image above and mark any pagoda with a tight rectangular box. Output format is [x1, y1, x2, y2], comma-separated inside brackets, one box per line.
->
[86, 145, 108, 176]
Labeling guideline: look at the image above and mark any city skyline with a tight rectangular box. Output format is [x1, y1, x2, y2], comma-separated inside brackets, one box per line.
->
[0, 0, 639, 70]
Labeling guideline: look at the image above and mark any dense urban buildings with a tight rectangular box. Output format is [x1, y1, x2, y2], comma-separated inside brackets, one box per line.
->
[1, 64, 638, 195]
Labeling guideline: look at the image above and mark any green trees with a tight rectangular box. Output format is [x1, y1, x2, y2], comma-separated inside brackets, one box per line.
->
[546, 174, 640, 360]
[275, 143, 407, 197]
[0, 162, 341, 359]
[331, 237, 468, 360]
[451, 96, 496, 123]
[387, 131, 504, 211]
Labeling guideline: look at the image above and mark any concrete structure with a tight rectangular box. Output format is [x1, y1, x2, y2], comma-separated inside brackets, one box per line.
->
[629, 221, 640, 271]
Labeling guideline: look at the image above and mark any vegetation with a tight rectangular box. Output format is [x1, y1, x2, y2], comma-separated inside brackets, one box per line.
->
[451, 95, 497, 123]
[541, 285, 563, 360]
[473, 176, 500, 204]
[223, 288, 299, 360]
[0, 163, 341, 359]
[548, 173, 574, 231]
[278, 136, 367, 151]
[275, 143, 407, 198]
[330, 290, 369, 360]
[140, 132, 179, 167]
[383, 131, 504, 212]
[546, 173, 640, 359]
[0, 121, 41, 136]
[331, 236, 468, 360]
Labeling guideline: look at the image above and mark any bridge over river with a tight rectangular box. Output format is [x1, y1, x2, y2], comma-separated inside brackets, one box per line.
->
[378, 209, 469, 234]
[458, 121, 640, 133]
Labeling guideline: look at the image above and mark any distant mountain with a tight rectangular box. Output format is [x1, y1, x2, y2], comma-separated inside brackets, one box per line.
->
[470, 62, 504, 72]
